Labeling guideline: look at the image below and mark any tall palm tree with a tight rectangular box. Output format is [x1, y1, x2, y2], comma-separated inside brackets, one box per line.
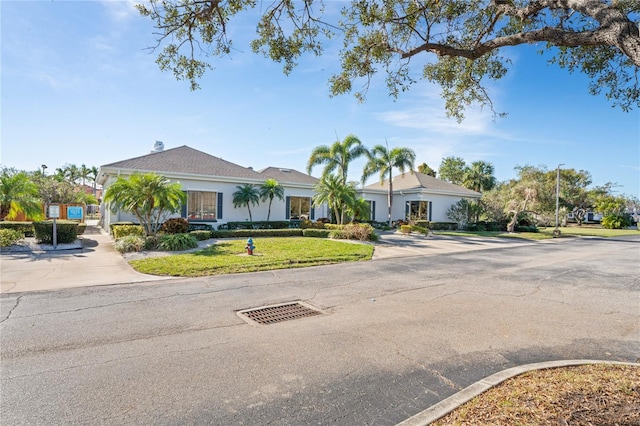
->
[0, 170, 44, 221]
[313, 174, 357, 225]
[88, 166, 99, 196]
[79, 164, 91, 187]
[232, 184, 260, 222]
[362, 143, 416, 226]
[463, 161, 497, 192]
[307, 134, 368, 183]
[259, 178, 284, 222]
[103, 173, 186, 236]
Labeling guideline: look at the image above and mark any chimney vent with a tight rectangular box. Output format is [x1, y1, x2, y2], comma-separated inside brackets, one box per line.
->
[152, 141, 164, 153]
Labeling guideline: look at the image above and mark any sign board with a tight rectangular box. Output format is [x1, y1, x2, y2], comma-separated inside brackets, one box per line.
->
[67, 206, 83, 220]
[48, 205, 60, 219]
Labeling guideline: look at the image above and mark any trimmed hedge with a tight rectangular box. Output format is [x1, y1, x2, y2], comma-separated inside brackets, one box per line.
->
[302, 229, 331, 238]
[0, 221, 34, 237]
[429, 222, 459, 231]
[0, 229, 25, 247]
[221, 221, 294, 230]
[112, 224, 145, 240]
[33, 220, 78, 244]
[190, 230, 212, 241]
[210, 229, 304, 238]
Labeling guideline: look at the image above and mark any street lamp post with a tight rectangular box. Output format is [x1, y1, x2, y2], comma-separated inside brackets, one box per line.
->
[41, 164, 47, 176]
[554, 163, 565, 237]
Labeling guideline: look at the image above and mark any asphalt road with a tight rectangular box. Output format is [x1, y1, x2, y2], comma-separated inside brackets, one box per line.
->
[1, 236, 639, 425]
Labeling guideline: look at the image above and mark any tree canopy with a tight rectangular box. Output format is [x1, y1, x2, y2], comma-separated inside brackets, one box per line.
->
[138, 0, 639, 119]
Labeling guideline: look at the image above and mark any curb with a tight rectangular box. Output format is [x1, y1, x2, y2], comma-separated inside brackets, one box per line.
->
[396, 359, 640, 426]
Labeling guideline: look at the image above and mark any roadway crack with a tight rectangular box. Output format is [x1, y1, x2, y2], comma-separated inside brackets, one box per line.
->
[0, 295, 22, 324]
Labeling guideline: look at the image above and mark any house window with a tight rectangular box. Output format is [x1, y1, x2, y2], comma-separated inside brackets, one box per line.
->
[287, 196, 312, 220]
[187, 191, 218, 220]
[407, 201, 430, 221]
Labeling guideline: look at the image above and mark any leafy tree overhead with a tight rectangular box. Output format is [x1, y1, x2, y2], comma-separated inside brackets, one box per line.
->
[0, 169, 44, 221]
[232, 184, 260, 222]
[138, 1, 639, 119]
[259, 178, 284, 222]
[362, 143, 416, 226]
[307, 134, 368, 182]
[103, 173, 186, 236]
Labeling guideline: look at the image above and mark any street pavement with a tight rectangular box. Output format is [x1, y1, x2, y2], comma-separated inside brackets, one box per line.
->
[1, 226, 639, 424]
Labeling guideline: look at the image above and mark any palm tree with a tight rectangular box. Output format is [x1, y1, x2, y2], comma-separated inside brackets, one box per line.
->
[346, 197, 371, 222]
[103, 173, 186, 236]
[0, 169, 44, 221]
[307, 134, 368, 183]
[79, 164, 91, 187]
[88, 166, 99, 196]
[313, 174, 357, 224]
[463, 161, 497, 192]
[232, 184, 260, 222]
[362, 143, 416, 226]
[259, 178, 284, 222]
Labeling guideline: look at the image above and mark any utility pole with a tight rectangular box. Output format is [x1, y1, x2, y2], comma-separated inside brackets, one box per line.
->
[554, 163, 565, 237]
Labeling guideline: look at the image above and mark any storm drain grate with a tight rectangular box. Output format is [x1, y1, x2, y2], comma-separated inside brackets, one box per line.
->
[237, 302, 323, 325]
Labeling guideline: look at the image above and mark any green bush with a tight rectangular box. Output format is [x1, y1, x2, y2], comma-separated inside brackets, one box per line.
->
[0, 229, 25, 247]
[77, 223, 86, 235]
[190, 230, 212, 241]
[223, 221, 291, 230]
[158, 233, 199, 251]
[144, 236, 160, 250]
[414, 220, 430, 229]
[330, 223, 377, 241]
[429, 222, 458, 231]
[301, 219, 326, 229]
[114, 235, 146, 253]
[210, 229, 304, 238]
[400, 225, 412, 234]
[161, 217, 190, 234]
[515, 225, 539, 233]
[302, 229, 331, 238]
[112, 224, 145, 240]
[411, 225, 429, 235]
[33, 220, 78, 244]
[0, 221, 35, 237]
[601, 214, 632, 229]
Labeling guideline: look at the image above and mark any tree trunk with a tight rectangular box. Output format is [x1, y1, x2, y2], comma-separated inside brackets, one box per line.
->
[387, 170, 393, 227]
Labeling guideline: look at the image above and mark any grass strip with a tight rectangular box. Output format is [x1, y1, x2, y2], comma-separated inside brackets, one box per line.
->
[129, 237, 373, 277]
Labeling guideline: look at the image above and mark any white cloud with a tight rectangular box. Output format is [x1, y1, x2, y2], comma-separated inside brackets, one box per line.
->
[100, 0, 139, 22]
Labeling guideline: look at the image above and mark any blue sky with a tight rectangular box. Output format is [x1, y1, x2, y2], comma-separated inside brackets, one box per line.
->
[2, 1, 639, 197]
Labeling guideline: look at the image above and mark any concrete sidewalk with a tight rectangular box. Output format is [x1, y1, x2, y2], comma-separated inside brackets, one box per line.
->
[0, 222, 171, 294]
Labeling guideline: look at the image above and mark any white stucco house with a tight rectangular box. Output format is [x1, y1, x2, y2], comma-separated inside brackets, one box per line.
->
[98, 143, 480, 231]
[97, 144, 327, 231]
[360, 172, 481, 224]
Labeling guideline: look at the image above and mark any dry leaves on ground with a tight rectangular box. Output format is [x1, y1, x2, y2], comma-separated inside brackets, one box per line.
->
[433, 364, 640, 425]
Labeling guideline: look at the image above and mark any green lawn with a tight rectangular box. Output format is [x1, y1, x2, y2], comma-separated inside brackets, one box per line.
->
[434, 226, 639, 241]
[129, 237, 374, 277]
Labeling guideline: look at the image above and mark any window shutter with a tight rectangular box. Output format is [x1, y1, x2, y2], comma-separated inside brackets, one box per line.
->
[405, 201, 410, 219]
[428, 201, 432, 221]
[371, 201, 376, 221]
[285, 197, 290, 219]
[217, 193, 223, 219]
[181, 191, 187, 218]
[310, 198, 315, 220]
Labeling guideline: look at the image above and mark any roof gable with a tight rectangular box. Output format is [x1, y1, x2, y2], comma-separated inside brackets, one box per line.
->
[258, 167, 319, 185]
[101, 145, 264, 180]
[364, 172, 480, 196]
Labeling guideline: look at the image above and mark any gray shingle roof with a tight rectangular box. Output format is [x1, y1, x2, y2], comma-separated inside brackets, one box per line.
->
[258, 167, 319, 185]
[364, 172, 481, 196]
[101, 145, 264, 180]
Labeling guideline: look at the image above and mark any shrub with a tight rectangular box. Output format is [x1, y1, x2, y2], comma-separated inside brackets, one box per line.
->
[400, 225, 412, 234]
[33, 220, 78, 244]
[0, 221, 35, 237]
[161, 217, 190, 234]
[301, 219, 326, 229]
[190, 230, 212, 241]
[112, 224, 145, 240]
[0, 229, 24, 247]
[414, 220, 430, 229]
[77, 223, 86, 235]
[411, 225, 429, 235]
[429, 222, 458, 231]
[330, 223, 377, 241]
[158, 233, 199, 251]
[210, 229, 303, 238]
[114, 235, 146, 253]
[316, 217, 331, 224]
[144, 236, 160, 250]
[515, 225, 539, 233]
[302, 229, 331, 238]
[601, 214, 632, 229]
